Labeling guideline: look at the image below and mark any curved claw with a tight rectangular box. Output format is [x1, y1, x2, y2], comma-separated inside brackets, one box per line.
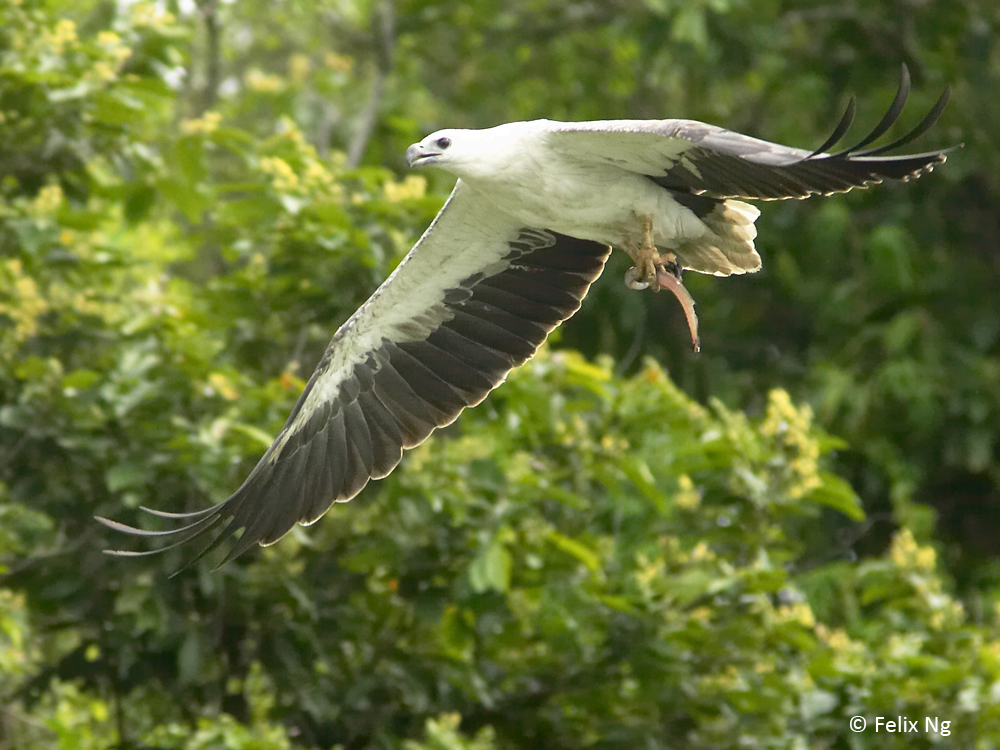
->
[625, 266, 650, 290]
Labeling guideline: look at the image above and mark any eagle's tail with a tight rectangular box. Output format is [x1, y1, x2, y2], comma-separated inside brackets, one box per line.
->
[676, 199, 762, 276]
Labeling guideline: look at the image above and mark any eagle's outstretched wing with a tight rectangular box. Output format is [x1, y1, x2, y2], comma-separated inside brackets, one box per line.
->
[546, 64, 955, 201]
[97, 182, 610, 570]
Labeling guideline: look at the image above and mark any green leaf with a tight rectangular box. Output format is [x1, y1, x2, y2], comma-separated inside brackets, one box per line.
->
[106, 462, 149, 493]
[159, 177, 208, 222]
[809, 471, 865, 521]
[617, 456, 670, 515]
[669, 568, 734, 604]
[174, 137, 206, 185]
[546, 530, 601, 573]
[799, 689, 838, 722]
[230, 422, 275, 449]
[598, 595, 636, 614]
[124, 183, 157, 223]
[866, 224, 914, 292]
[338, 540, 400, 573]
[56, 207, 105, 231]
[310, 201, 350, 226]
[671, 7, 708, 51]
[541, 485, 589, 510]
[209, 126, 255, 155]
[62, 369, 100, 390]
[469, 538, 512, 593]
[91, 90, 145, 126]
[177, 630, 202, 686]
[561, 354, 611, 397]
[218, 194, 282, 225]
[439, 606, 474, 663]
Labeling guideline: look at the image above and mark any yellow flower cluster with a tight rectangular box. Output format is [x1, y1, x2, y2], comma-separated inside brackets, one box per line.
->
[689, 540, 714, 562]
[555, 414, 591, 447]
[32, 185, 63, 215]
[0, 260, 49, 354]
[815, 623, 853, 651]
[384, 175, 427, 203]
[324, 53, 354, 73]
[761, 388, 822, 498]
[813, 623, 875, 676]
[131, 2, 175, 27]
[259, 157, 299, 191]
[181, 111, 222, 136]
[888, 529, 967, 629]
[264, 121, 340, 195]
[689, 606, 712, 623]
[288, 54, 311, 83]
[91, 30, 131, 82]
[775, 601, 815, 628]
[246, 69, 283, 93]
[599, 432, 629, 456]
[275, 116, 302, 143]
[300, 162, 330, 192]
[633, 553, 665, 592]
[208, 372, 240, 401]
[63, 286, 106, 319]
[698, 664, 746, 693]
[753, 659, 775, 675]
[928, 600, 965, 630]
[90, 61, 115, 82]
[46, 19, 78, 51]
[674, 474, 701, 510]
[889, 528, 937, 572]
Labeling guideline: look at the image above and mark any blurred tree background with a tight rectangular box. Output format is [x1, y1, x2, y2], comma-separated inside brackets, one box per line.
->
[1, 0, 998, 747]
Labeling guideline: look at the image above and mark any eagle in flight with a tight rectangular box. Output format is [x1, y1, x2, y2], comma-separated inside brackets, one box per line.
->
[99, 66, 955, 568]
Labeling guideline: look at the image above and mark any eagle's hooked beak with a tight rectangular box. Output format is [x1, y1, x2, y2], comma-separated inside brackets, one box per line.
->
[406, 143, 439, 168]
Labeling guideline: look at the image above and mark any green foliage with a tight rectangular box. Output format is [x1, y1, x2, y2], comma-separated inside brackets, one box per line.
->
[2, 0, 999, 748]
[405, 714, 496, 750]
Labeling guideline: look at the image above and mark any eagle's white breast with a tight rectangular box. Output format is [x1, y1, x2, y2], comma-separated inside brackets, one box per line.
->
[446, 121, 711, 251]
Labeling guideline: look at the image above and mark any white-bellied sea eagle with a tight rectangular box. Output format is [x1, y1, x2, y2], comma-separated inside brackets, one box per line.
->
[98, 66, 957, 569]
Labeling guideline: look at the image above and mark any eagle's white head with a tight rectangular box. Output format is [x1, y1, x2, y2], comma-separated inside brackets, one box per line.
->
[406, 122, 545, 183]
[405, 129, 463, 169]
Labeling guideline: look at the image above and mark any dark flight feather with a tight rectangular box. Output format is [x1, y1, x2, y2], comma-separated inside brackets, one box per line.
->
[97, 231, 610, 572]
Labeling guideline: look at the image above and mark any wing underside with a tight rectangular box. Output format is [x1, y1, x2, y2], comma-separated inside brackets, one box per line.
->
[98, 186, 610, 570]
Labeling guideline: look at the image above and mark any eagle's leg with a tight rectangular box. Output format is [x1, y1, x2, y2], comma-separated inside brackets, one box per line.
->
[623, 216, 701, 353]
[624, 215, 674, 291]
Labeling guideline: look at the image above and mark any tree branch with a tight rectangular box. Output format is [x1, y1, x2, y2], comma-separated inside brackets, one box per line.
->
[345, 0, 395, 168]
[197, 0, 221, 114]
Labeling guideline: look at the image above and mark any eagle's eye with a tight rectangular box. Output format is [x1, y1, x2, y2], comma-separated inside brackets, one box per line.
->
[435, 137, 452, 150]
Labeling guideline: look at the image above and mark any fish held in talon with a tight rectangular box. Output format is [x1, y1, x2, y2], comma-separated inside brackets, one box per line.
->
[655, 264, 700, 353]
